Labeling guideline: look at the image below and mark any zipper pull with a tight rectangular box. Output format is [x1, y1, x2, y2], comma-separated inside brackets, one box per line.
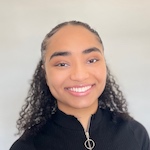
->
[85, 131, 90, 139]
[84, 131, 95, 150]
[84, 117, 95, 150]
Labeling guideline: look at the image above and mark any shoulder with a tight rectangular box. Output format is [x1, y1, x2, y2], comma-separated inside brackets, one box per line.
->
[10, 134, 35, 150]
[9, 122, 50, 150]
[102, 109, 150, 149]
[127, 119, 150, 150]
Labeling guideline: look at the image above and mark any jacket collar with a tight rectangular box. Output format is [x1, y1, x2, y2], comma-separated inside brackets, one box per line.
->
[51, 107, 103, 131]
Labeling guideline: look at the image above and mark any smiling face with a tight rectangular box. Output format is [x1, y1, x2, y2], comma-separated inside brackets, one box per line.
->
[44, 25, 107, 114]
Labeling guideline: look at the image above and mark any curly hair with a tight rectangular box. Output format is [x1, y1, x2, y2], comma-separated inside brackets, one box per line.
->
[17, 21, 131, 136]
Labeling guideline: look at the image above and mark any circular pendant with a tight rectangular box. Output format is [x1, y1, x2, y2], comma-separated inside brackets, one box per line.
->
[84, 138, 95, 150]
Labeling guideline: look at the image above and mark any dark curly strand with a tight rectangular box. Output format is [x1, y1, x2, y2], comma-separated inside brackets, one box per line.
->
[17, 21, 131, 136]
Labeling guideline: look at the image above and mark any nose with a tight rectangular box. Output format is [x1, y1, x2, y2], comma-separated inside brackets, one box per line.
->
[70, 63, 89, 82]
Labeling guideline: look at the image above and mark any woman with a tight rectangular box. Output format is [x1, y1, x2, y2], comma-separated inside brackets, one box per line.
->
[10, 21, 150, 150]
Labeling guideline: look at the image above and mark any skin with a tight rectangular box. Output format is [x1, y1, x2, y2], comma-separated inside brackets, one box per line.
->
[44, 25, 107, 129]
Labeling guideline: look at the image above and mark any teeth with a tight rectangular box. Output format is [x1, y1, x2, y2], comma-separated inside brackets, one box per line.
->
[68, 85, 92, 93]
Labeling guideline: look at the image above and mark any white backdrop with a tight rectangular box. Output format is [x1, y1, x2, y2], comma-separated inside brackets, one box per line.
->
[0, 0, 150, 149]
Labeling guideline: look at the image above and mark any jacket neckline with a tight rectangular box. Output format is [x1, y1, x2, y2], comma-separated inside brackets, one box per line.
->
[51, 107, 103, 131]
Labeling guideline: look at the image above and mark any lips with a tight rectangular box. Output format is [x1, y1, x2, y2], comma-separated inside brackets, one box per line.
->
[65, 84, 94, 93]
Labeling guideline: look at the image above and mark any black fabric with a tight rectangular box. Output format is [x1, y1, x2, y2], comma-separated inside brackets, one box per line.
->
[10, 108, 150, 150]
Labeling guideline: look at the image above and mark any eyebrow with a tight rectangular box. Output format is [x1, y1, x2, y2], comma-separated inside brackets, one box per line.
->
[49, 47, 102, 60]
[82, 47, 102, 54]
[50, 51, 71, 60]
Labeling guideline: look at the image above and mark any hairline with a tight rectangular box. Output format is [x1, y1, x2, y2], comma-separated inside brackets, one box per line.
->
[41, 21, 104, 63]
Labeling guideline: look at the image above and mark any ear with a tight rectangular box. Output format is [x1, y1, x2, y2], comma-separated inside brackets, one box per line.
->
[42, 65, 48, 85]
[41, 64, 44, 69]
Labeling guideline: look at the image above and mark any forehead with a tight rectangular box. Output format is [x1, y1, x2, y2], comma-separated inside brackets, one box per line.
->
[46, 25, 102, 52]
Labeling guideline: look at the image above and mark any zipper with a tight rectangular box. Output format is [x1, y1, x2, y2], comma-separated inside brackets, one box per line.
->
[84, 117, 95, 150]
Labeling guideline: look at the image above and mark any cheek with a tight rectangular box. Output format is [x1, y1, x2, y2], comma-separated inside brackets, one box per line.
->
[96, 67, 107, 89]
[94, 63, 107, 79]
[96, 68, 107, 88]
[45, 69, 67, 89]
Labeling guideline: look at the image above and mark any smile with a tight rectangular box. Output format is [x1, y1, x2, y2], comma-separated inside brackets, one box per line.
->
[66, 85, 93, 93]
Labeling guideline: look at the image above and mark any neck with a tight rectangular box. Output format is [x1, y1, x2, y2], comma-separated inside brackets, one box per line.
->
[58, 101, 98, 130]
[76, 113, 92, 131]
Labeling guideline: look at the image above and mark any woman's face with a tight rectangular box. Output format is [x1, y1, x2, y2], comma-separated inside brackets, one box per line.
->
[44, 25, 107, 114]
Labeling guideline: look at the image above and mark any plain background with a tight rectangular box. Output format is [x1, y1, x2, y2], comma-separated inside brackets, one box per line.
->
[0, 0, 150, 149]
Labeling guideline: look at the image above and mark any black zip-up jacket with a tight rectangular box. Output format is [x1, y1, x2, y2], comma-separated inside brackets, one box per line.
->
[10, 108, 150, 150]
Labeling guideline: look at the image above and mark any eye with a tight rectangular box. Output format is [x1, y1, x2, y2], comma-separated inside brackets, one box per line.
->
[55, 63, 69, 67]
[87, 58, 99, 64]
